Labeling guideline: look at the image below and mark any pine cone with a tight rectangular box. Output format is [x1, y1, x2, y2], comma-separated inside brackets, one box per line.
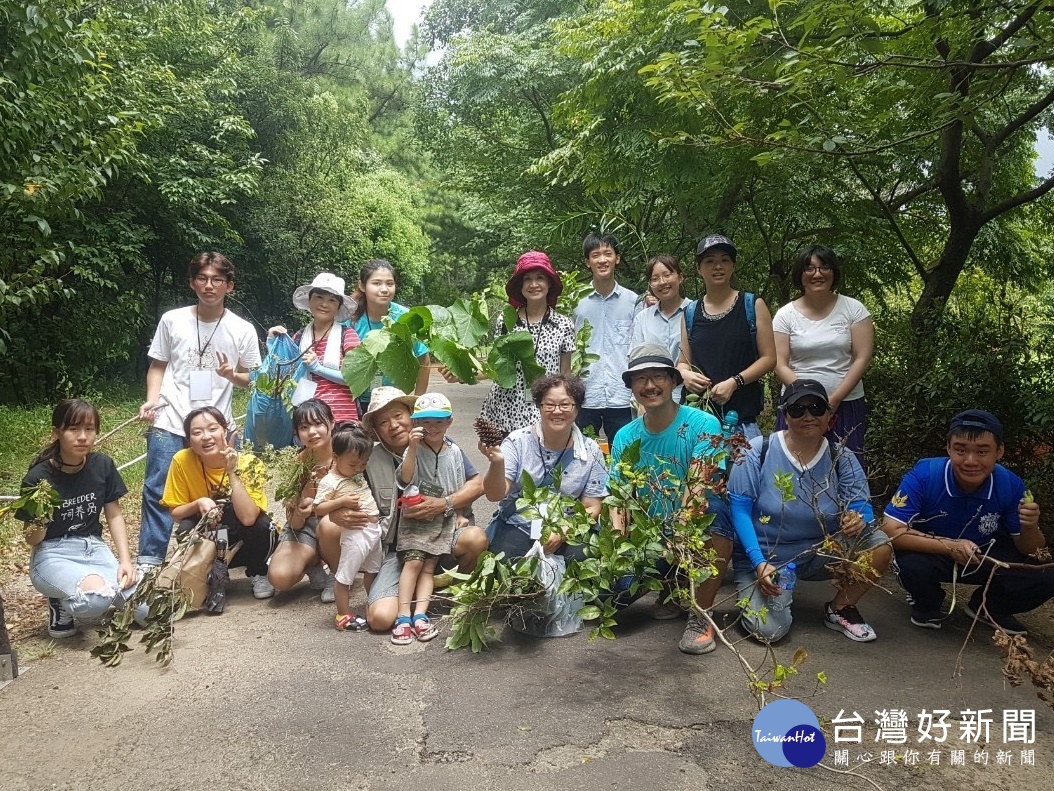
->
[474, 416, 508, 447]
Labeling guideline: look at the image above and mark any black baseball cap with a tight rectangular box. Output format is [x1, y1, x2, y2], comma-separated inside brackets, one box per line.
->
[695, 234, 737, 260]
[949, 409, 1003, 443]
[780, 379, 830, 407]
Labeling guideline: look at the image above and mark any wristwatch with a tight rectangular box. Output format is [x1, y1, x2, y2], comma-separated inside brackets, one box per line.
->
[443, 496, 455, 517]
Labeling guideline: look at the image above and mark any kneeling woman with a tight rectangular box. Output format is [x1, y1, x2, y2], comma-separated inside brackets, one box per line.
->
[479, 374, 608, 560]
[17, 399, 138, 638]
[160, 407, 275, 599]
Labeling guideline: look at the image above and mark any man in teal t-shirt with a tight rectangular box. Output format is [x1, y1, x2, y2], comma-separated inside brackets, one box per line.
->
[608, 343, 732, 656]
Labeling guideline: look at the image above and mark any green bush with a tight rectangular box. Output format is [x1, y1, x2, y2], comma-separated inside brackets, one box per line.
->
[867, 296, 1054, 539]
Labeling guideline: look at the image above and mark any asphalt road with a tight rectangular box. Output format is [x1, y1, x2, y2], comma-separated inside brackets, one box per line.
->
[1, 376, 1051, 791]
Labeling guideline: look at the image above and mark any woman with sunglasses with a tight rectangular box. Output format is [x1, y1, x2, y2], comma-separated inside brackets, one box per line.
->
[773, 246, 874, 464]
[727, 380, 891, 644]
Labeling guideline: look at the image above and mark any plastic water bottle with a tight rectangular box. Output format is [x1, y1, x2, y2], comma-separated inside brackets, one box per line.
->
[720, 409, 739, 439]
[779, 562, 797, 593]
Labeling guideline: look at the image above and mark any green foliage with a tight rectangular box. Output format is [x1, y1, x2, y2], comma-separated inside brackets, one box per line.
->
[91, 565, 190, 668]
[443, 551, 545, 652]
[867, 287, 1054, 537]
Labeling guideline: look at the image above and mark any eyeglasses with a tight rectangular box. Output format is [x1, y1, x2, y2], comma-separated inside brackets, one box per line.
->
[630, 371, 671, 387]
[802, 264, 833, 275]
[193, 275, 230, 286]
[649, 273, 677, 284]
[784, 401, 828, 419]
[540, 401, 576, 412]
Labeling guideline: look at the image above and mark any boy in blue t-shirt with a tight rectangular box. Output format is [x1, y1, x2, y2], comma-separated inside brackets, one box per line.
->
[882, 409, 1050, 635]
[608, 344, 732, 656]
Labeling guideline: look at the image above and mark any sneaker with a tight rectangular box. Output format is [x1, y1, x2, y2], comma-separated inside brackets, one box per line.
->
[251, 575, 275, 600]
[823, 601, 877, 642]
[909, 608, 943, 629]
[963, 603, 1028, 636]
[650, 600, 685, 621]
[47, 598, 77, 639]
[306, 563, 329, 590]
[678, 611, 717, 654]
[320, 576, 336, 604]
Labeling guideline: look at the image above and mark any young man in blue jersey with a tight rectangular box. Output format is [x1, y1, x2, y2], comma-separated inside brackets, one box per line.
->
[608, 343, 733, 655]
[882, 409, 1050, 635]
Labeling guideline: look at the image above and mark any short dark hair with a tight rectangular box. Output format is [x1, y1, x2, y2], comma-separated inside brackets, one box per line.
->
[583, 231, 621, 259]
[531, 374, 586, 409]
[792, 245, 842, 292]
[183, 406, 228, 441]
[293, 399, 334, 432]
[947, 409, 1004, 445]
[188, 252, 234, 281]
[331, 421, 374, 459]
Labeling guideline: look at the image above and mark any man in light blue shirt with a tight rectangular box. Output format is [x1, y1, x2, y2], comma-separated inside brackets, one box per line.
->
[574, 231, 638, 442]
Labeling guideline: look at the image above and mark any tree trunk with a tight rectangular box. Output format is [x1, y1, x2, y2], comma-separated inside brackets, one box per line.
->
[910, 219, 981, 331]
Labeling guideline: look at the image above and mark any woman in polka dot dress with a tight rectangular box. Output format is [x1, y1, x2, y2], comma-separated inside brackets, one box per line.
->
[478, 251, 577, 435]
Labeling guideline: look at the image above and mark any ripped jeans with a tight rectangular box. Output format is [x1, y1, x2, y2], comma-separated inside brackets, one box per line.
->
[30, 535, 138, 625]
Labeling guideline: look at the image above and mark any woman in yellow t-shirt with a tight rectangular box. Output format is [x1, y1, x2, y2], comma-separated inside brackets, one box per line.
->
[160, 406, 276, 599]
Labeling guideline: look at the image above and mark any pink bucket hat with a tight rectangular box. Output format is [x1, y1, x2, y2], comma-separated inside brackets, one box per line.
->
[505, 251, 563, 309]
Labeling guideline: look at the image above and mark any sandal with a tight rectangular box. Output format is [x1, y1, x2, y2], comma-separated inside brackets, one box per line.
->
[335, 613, 367, 632]
[391, 616, 414, 645]
[411, 614, 439, 642]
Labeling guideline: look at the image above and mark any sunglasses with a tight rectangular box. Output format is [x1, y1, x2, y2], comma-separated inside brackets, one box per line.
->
[784, 401, 828, 419]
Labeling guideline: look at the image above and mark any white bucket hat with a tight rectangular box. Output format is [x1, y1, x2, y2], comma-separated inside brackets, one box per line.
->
[292, 272, 354, 322]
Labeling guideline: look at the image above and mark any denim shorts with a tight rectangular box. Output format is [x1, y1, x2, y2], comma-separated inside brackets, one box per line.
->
[366, 526, 466, 604]
[278, 517, 319, 551]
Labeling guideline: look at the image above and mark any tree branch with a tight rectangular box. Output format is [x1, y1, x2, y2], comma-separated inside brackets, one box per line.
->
[982, 172, 1054, 223]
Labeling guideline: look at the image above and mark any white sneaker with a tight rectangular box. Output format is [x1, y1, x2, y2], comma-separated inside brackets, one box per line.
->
[251, 575, 275, 600]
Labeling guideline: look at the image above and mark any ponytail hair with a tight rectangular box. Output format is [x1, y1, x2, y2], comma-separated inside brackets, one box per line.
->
[350, 259, 398, 324]
[330, 421, 374, 460]
[29, 399, 101, 468]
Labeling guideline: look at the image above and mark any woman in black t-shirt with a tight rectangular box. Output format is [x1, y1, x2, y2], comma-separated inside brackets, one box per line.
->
[676, 235, 776, 438]
[16, 399, 138, 639]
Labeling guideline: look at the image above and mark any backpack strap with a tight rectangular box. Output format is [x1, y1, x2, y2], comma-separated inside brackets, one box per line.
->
[759, 433, 770, 468]
[744, 292, 757, 336]
[685, 299, 698, 332]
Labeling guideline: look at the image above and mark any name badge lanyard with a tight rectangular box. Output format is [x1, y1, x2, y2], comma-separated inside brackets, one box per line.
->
[196, 309, 226, 369]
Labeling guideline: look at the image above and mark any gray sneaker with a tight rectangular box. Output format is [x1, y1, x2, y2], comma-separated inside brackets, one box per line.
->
[306, 563, 328, 590]
[320, 576, 336, 604]
[678, 611, 717, 655]
[251, 575, 275, 600]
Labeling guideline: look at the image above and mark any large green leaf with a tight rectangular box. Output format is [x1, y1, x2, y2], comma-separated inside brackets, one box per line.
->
[430, 335, 480, 385]
[342, 330, 391, 397]
[488, 330, 544, 389]
[377, 336, 423, 394]
[428, 296, 489, 348]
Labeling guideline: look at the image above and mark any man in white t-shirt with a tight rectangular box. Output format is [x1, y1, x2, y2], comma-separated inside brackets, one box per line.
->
[137, 252, 261, 572]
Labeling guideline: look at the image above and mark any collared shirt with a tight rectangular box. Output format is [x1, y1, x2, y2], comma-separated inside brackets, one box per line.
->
[574, 282, 639, 409]
[883, 458, 1025, 543]
[630, 297, 690, 402]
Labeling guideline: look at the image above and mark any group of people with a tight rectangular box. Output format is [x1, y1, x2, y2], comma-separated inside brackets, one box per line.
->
[16, 236, 1052, 655]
